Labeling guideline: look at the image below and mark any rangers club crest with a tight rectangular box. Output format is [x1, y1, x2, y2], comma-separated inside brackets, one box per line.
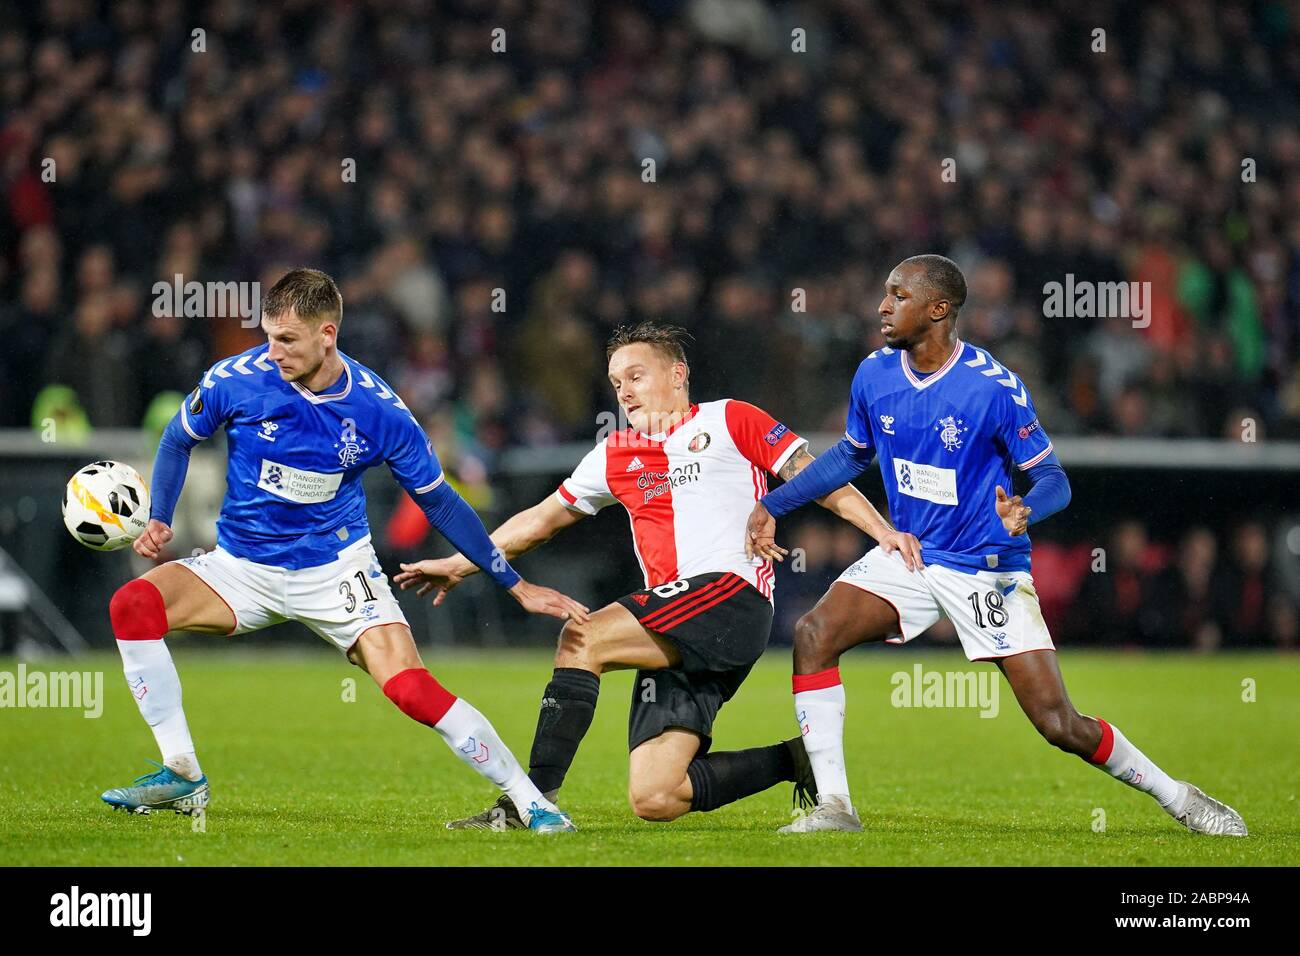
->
[334, 417, 369, 467]
[688, 432, 710, 453]
[934, 415, 968, 451]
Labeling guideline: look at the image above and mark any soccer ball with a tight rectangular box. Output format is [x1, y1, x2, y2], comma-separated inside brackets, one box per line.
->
[62, 460, 150, 551]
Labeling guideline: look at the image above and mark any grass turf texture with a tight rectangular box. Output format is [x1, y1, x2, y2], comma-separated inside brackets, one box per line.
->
[0, 648, 1294, 866]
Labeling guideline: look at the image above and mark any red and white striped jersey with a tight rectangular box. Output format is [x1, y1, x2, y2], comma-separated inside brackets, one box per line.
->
[555, 400, 807, 602]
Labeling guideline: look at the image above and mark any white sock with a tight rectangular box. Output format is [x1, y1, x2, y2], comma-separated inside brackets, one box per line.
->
[794, 674, 850, 803]
[1089, 717, 1183, 809]
[434, 698, 558, 820]
[116, 639, 202, 781]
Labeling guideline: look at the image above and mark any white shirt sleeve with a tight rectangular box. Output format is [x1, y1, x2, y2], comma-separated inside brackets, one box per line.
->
[554, 441, 615, 515]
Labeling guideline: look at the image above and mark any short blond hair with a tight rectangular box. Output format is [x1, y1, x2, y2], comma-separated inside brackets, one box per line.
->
[606, 322, 692, 380]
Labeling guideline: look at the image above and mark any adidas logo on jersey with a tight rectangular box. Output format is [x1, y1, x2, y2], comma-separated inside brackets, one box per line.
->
[630, 593, 650, 606]
[626, 456, 645, 472]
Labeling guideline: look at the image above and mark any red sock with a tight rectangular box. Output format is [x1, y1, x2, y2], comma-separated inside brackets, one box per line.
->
[792, 666, 842, 693]
[383, 668, 457, 727]
[109, 579, 168, 640]
[1088, 716, 1115, 764]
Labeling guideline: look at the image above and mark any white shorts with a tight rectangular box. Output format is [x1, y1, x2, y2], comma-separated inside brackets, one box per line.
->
[174, 534, 409, 654]
[835, 546, 1055, 661]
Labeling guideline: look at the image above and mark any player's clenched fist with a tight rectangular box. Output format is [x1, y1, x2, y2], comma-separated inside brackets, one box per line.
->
[995, 485, 1031, 537]
[133, 519, 173, 559]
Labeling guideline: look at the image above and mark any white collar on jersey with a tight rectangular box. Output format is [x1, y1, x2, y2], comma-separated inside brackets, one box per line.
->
[636, 403, 700, 441]
[290, 359, 353, 404]
[901, 339, 964, 391]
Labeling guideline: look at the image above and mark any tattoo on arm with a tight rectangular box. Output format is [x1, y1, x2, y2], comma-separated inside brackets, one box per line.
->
[778, 447, 814, 482]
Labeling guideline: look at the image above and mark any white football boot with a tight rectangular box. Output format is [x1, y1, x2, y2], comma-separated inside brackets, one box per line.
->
[1165, 781, 1247, 836]
[778, 794, 863, 833]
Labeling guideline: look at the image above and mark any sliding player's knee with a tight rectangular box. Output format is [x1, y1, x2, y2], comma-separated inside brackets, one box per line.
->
[109, 579, 169, 641]
[554, 619, 593, 667]
[628, 784, 682, 822]
[793, 611, 838, 668]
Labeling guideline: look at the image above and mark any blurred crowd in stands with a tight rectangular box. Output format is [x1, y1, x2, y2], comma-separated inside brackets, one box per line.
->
[2, 0, 1299, 647]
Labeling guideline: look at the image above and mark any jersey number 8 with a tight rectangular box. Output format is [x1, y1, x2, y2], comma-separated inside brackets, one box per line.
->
[651, 579, 690, 599]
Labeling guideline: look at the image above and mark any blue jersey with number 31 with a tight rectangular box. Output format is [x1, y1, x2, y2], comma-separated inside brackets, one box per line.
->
[845, 340, 1054, 573]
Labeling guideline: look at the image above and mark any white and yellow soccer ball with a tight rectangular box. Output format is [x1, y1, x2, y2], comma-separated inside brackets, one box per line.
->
[62, 460, 150, 551]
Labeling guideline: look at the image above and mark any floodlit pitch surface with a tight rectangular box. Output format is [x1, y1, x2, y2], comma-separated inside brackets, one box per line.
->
[1, 649, 1293, 866]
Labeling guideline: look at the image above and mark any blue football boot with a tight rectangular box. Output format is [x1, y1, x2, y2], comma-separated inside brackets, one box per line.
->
[525, 802, 576, 834]
[101, 761, 209, 815]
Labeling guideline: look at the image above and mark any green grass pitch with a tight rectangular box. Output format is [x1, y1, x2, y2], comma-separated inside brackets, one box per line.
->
[1, 647, 1295, 866]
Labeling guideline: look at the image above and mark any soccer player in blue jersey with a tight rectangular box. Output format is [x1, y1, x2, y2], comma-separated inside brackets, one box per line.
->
[100, 268, 587, 833]
[745, 255, 1247, 836]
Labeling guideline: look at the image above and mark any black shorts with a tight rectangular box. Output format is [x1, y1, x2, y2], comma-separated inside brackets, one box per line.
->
[617, 571, 773, 753]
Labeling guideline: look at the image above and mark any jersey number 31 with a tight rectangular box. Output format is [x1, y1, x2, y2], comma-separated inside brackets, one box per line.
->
[340, 571, 378, 613]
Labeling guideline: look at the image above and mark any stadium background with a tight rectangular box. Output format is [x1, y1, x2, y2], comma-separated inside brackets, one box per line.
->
[1, 0, 1298, 657]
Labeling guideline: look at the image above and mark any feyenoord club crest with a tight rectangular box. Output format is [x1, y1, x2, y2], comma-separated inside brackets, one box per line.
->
[688, 432, 710, 453]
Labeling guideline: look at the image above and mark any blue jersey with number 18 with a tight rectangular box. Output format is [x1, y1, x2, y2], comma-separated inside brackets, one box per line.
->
[178, 345, 443, 569]
[844, 340, 1054, 573]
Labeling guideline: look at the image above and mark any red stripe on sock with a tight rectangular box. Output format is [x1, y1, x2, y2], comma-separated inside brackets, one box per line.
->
[109, 579, 168, 640]
[383, 668, 457, 727]
[792, 667, 842, 694]
[1089, 716, 1114, 764]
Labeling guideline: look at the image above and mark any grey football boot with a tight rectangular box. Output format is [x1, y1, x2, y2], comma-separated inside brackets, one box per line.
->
[778, 794, 863, 833]
[446, 790, 561, 831]
[1166, 782, 1247, 836]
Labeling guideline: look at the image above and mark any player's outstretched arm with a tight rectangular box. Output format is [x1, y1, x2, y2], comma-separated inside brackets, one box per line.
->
[395, 494, 587, 618]
[134, 411, 201, 560]
[779, 447, 924, 570]
[760, 436, 874, 519]
[746, 435, 876, 564]
[746, 446, 923, 570]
